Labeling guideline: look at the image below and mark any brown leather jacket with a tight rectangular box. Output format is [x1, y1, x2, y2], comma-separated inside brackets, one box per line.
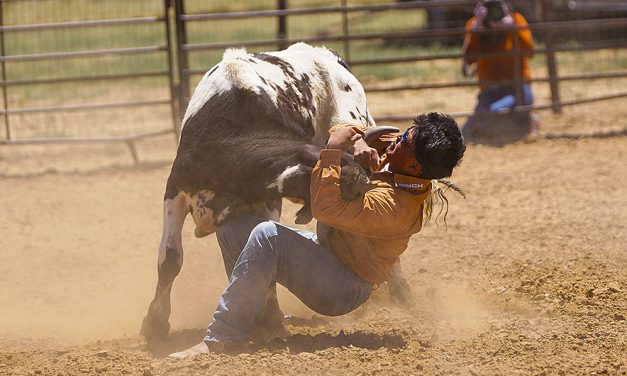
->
[310, 149, 432, 284]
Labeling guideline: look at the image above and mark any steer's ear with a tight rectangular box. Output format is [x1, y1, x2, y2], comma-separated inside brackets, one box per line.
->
[327, 48, 351, 71]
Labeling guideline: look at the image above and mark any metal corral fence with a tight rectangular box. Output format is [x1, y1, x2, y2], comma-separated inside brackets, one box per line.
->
[0, 0, 178, 161]
[176, 0, 627, 122]
[1, 0, 626, 161]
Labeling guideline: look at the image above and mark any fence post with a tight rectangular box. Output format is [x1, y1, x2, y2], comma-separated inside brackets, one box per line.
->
[277, 0, 288, 50]
[512, 26, 524, 111]
[542, 0, 561, 113]
[164, 0, 181, 137]
[174, 0, 190, 119]
[341, 0, 351, 63]
[0, 0, 11, 140]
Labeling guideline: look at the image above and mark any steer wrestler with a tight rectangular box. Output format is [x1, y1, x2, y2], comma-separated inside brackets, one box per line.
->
[170, 112, 465, 357]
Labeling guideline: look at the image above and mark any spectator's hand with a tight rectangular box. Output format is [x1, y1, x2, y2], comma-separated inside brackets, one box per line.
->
[327, 126, 362, 152]
[353, 138, 380, 169]
[462, 62, 476, 77]
[488, 16, 514, 28]
[473, 2, 487, 26]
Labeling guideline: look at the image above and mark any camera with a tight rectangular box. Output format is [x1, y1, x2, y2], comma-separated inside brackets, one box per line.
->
[485, 0, 505, 22]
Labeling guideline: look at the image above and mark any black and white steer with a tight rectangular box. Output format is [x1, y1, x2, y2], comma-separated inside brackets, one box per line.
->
[141, 43, 403, 341]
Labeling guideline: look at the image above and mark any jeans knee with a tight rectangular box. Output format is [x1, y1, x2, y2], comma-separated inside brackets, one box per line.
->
[235, 221, 280, 275]
[217, 215, 268, 266]
[249, 221, 279, 244]
[217, 214, 264, 246]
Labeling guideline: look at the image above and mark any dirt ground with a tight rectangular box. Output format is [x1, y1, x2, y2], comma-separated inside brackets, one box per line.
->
[0, 100, 626, 375]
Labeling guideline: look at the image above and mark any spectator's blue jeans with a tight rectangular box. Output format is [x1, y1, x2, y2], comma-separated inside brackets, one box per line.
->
[475, 83, 534, 113]
[204, 214, 373, 343]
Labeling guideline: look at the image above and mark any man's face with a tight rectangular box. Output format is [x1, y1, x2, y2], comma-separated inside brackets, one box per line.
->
[386, 126, 423, 177]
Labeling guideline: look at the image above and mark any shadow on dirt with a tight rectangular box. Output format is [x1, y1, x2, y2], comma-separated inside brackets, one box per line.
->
[264, 330, 407, 354]
[463, 112, 534, 147]
[145, 328, 207, 358]
[145, 328, 407, 357]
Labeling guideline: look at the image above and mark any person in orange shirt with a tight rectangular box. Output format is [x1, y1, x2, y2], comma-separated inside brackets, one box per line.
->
[462, 0, 536, 138]
[169, 113, 465, 358]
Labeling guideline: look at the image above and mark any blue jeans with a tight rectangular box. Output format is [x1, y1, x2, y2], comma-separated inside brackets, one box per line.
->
[475, 83, 534, 113]
[204, 214, 373, 343]
[462, 83, 534, 138]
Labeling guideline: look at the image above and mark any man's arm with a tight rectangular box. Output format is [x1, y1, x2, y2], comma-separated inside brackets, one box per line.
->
[310, 150, 407, 237]
[310, 128, 424, 238]
[463, 17, 482, 65]
[514, 13, 534, 53]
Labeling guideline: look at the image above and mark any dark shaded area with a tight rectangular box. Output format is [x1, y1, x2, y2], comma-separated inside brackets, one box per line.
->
[145, 328, 207, 358]
[393, 0, 626, 46]
[544, 128, 627, 140]
[462, 112, 533, 147]
[546, 0, 627, 43]
[263, 330, 407, 354]
[147, 328, 407, 358]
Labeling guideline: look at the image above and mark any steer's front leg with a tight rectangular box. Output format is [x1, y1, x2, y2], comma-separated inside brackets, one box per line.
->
[141, 191, 188, 342]
[388, 258, 412, 305]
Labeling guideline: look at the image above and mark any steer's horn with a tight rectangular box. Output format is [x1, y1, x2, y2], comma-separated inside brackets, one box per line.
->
[363, 125, 400, 146]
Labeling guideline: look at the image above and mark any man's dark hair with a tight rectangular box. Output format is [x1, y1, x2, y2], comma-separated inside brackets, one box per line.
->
[410, 112, 465, 179]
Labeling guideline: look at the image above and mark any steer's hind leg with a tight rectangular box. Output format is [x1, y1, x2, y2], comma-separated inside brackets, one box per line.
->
[141, 191, 188, 342]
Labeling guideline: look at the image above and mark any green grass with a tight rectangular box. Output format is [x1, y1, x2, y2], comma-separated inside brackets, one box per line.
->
[3, 0, 164, 24]
[0, 0, 625, 139]
[3, 0, 169, 100]
[4, 1, 625, 87]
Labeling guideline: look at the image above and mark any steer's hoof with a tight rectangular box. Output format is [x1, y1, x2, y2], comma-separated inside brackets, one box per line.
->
[388, 277, 413, 306]
[140, 316, 170, 343]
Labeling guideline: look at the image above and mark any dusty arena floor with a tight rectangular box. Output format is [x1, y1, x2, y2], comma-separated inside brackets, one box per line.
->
[0, 102, 626, 375]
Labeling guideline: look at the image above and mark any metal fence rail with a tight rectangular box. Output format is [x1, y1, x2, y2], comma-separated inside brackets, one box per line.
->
[176, 1, 627, 123]
[0, 0, 178, 163]
[1, 0, 626, 162]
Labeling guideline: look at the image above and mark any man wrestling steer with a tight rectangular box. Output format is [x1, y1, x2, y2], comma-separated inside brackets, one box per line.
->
[141, 43, 458, 346]
[169, 112, 465, 357]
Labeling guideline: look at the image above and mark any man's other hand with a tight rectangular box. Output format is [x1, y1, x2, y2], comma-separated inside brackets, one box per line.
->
[327, 126, 362, 151]
[353, 138, 380, 169]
